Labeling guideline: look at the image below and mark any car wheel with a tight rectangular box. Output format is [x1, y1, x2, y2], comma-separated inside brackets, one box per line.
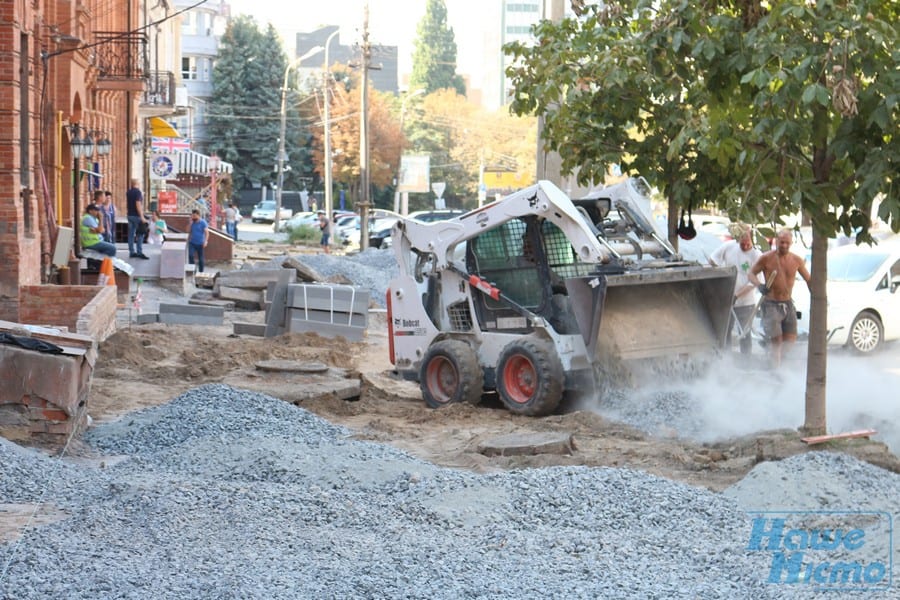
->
[496, 337, 564, 416]
[419, 340, 483, 408]
[848, 311, 883, 354]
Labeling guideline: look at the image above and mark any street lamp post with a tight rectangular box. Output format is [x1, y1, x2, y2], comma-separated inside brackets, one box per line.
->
[208, 154, 220, 229]
[323, 29, 340, 246]
[276, 46, 324, 232]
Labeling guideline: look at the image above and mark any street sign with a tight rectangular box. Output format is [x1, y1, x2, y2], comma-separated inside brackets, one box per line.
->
[398, 155, 430, 193]
[150, 154, 177, 180]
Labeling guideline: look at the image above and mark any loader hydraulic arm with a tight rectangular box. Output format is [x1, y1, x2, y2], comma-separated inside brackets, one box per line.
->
[393, 181, 612, 273]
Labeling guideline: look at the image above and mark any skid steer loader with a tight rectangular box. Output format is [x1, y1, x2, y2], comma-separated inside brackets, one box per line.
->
[386, 179, 736, 416]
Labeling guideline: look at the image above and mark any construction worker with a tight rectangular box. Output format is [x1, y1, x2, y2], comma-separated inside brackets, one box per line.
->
[749, 229, 812, 368]
[709, 224, 762, 354]
[80, 203, 117, 258]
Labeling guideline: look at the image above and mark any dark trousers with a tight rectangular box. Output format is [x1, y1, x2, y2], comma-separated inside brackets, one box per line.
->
[188, 242, 205, 273]
[127, 215, 144, 255]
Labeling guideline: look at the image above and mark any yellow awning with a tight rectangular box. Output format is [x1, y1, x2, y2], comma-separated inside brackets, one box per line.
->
[150, 116, 181, 138]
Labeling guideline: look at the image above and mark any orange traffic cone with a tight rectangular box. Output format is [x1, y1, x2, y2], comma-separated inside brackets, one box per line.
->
[98, 257, 116, 288]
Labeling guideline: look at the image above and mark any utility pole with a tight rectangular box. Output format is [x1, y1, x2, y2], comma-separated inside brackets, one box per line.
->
[323, 29, 340, 249]
[359, 2, 371, 250]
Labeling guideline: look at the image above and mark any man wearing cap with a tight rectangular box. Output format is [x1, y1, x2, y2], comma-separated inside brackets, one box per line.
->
[709, 224, 762, 354]
[81, 203, 117, 258]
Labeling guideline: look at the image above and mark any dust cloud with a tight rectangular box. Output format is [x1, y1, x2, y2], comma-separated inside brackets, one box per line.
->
[587, 343, 900, 453]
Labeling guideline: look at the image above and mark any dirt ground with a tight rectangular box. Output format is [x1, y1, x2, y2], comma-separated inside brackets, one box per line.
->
[73, 306, 900, 494]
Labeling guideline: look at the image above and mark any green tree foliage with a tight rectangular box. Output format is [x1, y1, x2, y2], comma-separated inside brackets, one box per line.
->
[404, 90, 537, 208]
[410, 0, 466, 95]
[505, 2, 730, 242]
[506, 0, 898, 434]
[208, 18, 313, 190]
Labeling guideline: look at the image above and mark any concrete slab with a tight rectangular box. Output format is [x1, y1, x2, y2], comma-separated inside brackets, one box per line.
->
[222, 371, 361, 403]
[287, 308, 367, 328]
[218, 286, 265, 309]
[282, 256, 323, 282]
[158, 303, 225, 318]
[254, 360, 329, 374]
[158, 313, 223, 326]
[477, 432, 575, 457]
[233, 322, 266, 336]
[264, 282, 289, 338]
[188, 297, 235, 311]
[287, 284, 369, 314]
[219, 268, 296, 290]
[287, 319, 365, 342]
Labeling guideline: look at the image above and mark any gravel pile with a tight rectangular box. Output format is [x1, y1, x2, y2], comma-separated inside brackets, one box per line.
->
[725, 452, 899, 590]
[0, 384, 797, 599]
[256, 248, 398, 307]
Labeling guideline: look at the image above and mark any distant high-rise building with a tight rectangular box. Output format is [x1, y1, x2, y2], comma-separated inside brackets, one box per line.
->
[297, 26, 398, 95]
[173, 0, 229, 152]
[478, 0, 576, 110]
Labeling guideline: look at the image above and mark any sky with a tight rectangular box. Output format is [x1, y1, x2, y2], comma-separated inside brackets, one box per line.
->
[227, 0, 492, 85]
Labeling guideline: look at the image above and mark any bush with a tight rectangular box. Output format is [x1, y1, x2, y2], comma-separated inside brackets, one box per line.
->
[287, 225, 320, 245]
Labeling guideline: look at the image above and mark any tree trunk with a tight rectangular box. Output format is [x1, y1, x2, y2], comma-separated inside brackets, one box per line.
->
[803, 227, 828, 435]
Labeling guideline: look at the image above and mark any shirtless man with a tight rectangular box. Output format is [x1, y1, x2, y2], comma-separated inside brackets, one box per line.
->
[748, 229, 812, 368]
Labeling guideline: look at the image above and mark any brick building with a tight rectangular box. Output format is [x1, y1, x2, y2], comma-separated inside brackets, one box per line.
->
[0, 0, 148, 321]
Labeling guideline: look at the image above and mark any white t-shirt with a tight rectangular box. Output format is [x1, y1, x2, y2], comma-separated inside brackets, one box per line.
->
[710, 241, 762, 307]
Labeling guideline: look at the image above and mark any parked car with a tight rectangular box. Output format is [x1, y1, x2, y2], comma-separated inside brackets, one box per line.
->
[369, 209, 465, 249]
[407, 209, 466, 223]
[368, 217, 400, 249]
[335, 214, 360, 245]
[251, 200, 292, 224]
[795, 239, 900, 353]
[280, 211, 319, 232]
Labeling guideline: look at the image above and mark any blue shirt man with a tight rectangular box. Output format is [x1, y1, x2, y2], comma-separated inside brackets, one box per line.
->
[188, 209, 210, 273]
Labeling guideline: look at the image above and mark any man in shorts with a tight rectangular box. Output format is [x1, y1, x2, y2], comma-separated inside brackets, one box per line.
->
[749, 229, 812, 368]
[318, 210, 330, 254]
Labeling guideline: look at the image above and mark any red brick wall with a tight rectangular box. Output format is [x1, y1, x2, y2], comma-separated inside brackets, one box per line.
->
[1, 0, 140, 323]
[19, 284, 117, 341]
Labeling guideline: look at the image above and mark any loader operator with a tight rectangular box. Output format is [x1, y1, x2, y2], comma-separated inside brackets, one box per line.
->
[748, 229, 811, 368]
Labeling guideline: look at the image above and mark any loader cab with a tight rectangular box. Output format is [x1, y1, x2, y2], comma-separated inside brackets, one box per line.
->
[466, 216, 583, 335]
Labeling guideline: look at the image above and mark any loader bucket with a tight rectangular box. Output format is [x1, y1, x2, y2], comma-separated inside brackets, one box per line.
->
[566, 266, 735, 362]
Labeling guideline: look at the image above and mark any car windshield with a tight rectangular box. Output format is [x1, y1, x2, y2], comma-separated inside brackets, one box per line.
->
[257, 201, 276, 210]
[828, 251, 888, 282]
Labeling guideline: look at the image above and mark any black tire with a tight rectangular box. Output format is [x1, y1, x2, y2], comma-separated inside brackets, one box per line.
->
[496, 338, 564, 416]
[419, 340, 484, 409]
[848, 311, 883, 354]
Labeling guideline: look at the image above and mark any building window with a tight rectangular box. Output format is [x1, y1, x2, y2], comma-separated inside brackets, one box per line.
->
[507, 3, 539, 12]
[182, 57, 197, 80]
[181, 12, 196, 35]
[506, 26, 533, 34]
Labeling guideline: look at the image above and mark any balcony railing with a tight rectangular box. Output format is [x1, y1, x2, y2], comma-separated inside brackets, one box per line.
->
[142, 71, 176, 107]
[93, 31, 147, 80]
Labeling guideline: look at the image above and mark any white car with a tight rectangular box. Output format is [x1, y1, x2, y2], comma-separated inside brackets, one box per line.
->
[796, 240, 900, 353]
[335, 214, 360, 245]
[250, 200, 292, 224]
[279, 211, 320, 232]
